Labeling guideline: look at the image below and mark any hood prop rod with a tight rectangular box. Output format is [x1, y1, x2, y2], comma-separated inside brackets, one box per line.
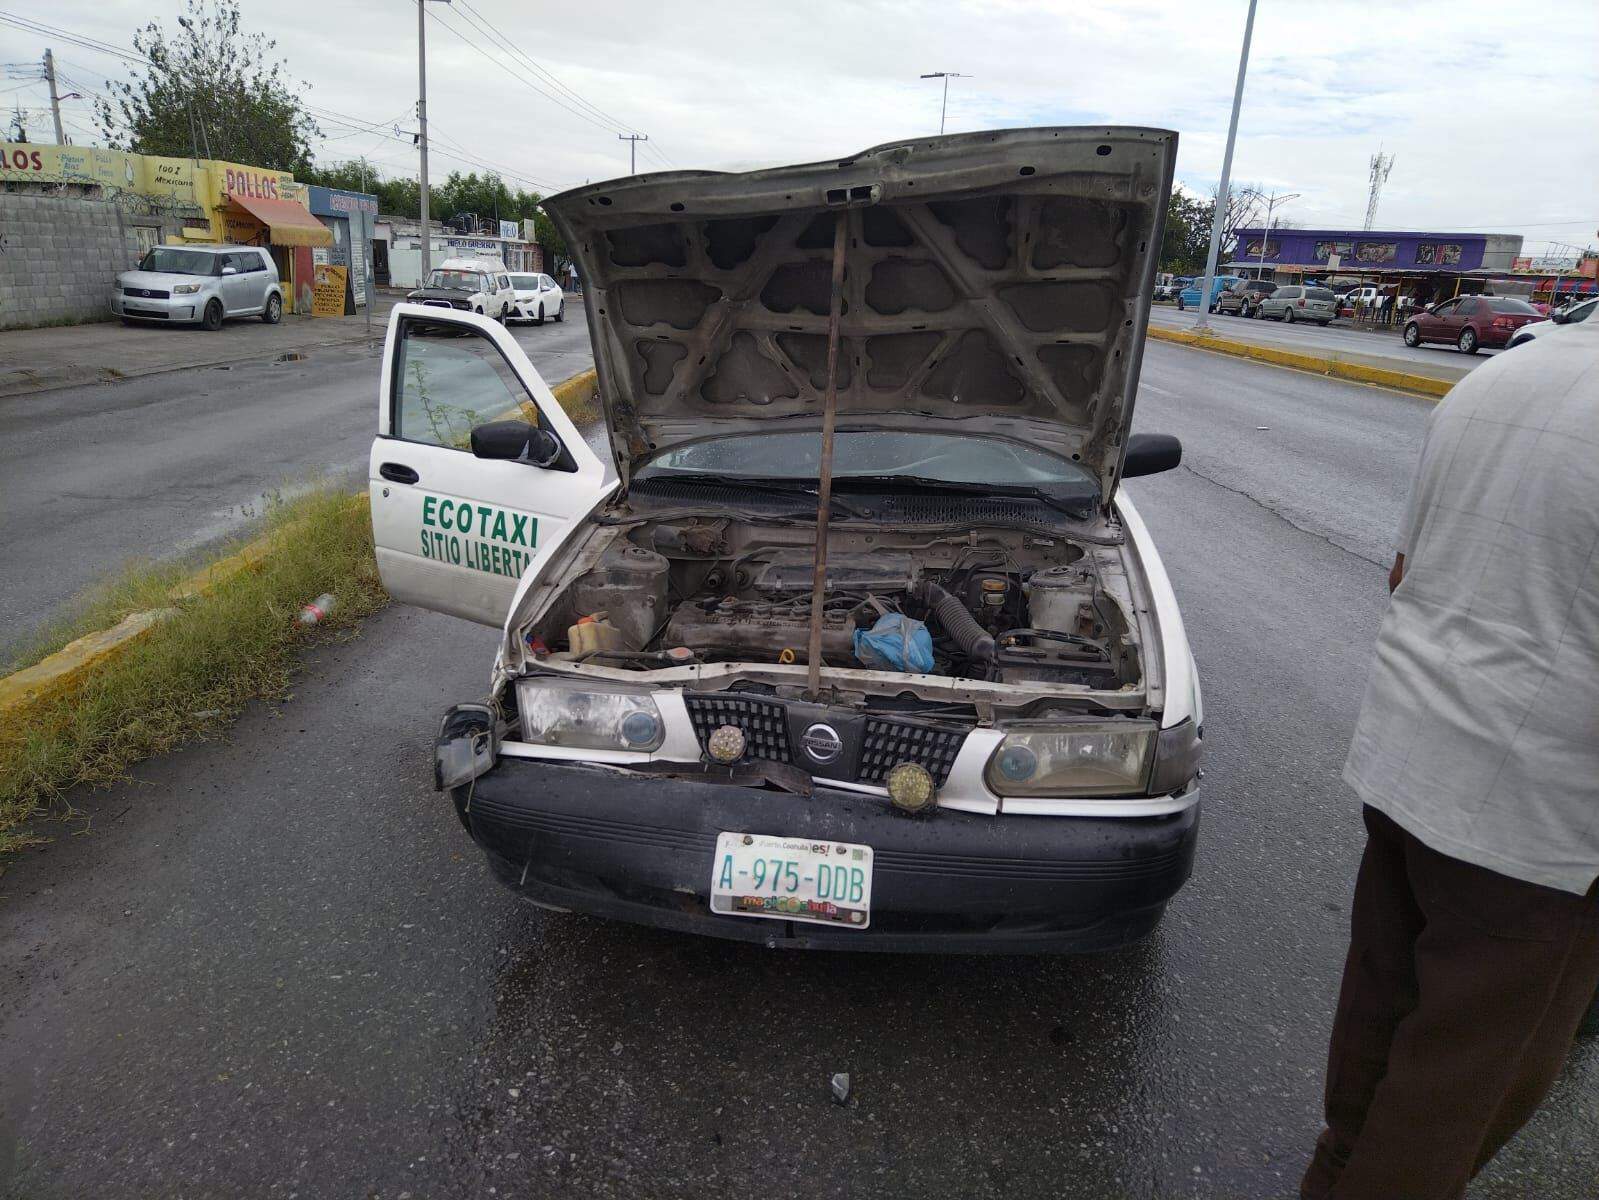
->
[805, 209, 849, 700]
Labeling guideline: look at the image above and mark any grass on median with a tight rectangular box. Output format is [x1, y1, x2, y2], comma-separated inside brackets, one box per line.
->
[0, 487, 388, 857]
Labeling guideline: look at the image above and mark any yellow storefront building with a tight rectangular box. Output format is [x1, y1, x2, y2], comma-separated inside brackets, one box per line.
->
[0, 142, 331, 312]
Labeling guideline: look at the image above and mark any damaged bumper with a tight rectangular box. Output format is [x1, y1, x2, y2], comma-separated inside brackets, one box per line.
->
[454, 758, 1200, 954]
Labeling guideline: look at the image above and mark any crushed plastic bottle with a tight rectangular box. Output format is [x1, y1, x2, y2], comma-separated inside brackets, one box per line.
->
[297, 593, 337, 625]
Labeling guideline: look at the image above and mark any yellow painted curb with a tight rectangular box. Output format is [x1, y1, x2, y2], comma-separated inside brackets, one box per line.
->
[0, 609, 176, 718]
[1147, 326, 1455, 399]
[550, 367, 598, 417]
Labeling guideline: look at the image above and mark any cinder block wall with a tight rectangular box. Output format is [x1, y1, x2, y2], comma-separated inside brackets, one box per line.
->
[0, 192, 173, 331]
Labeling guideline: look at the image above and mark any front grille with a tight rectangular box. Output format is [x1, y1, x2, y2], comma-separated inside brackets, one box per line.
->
[684, 695, 790, 760]
[124, 287, 171, 299]
[123, 307, 169, 318]
[859, 718, 965, 785]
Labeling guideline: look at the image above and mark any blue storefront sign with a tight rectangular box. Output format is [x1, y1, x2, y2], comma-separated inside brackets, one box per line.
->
[307, 186, 379, 306]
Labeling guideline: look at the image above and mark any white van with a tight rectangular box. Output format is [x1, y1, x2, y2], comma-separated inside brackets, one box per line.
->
[406, 256, 514, 322]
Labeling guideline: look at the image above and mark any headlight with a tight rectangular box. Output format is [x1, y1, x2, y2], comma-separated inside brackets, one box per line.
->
[515, 678, 664, 751]
[984, 720, 1156, 797]
[173, 282, 203, 294]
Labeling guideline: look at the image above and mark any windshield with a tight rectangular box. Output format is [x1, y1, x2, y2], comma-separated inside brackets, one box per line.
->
[1483, 297, 1538, 315]
[425, 270, 484, 291]
[637, 431, 1100, 495]
[138, 248, 219, 276]
[508, 274, 538, 289]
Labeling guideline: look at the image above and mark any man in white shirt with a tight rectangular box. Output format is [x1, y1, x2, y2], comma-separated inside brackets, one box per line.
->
[1302, 315, 1599, 1198]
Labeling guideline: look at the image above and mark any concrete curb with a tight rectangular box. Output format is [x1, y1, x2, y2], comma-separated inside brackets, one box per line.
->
[1146, 326, 1455, 399]
[0, 507, 335, 726]
[0, 368, 599, 728]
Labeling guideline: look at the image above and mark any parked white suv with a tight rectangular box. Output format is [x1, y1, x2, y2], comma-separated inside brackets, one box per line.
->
[112, 245, 283, 331]
[369, 128, 1203, 954]
[508, 272, 565, 324]
[406, 256, 514, 322]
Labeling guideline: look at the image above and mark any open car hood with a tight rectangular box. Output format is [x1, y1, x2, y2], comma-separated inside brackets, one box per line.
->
[543, 126, 1175, 509]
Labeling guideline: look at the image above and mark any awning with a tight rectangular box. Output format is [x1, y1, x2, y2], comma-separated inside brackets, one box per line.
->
[227, 193, 332, 248]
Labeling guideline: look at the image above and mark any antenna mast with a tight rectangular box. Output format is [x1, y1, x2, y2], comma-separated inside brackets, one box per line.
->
[1364, 151, 1394, 230]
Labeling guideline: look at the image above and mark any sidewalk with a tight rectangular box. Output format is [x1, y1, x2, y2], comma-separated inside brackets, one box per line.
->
[0, 290, 408, 399]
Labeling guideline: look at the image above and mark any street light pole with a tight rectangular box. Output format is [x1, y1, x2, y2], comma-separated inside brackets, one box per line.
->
[417, 0, 451, 282]
[919, 72, 970, 135]
[1254, 190, 1300, 276]
[1194, 0, 1258, 332]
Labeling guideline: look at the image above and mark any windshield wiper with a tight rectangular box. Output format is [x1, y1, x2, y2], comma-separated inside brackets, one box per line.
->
[633, 474, 874, 519]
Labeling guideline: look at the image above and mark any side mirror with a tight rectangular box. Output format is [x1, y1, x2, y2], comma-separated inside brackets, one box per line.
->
[1122, 432, 1182, 479]
[471, 420, 561, 467]
[1551, 310, 1568, 324]
[221, 266, 238, 276]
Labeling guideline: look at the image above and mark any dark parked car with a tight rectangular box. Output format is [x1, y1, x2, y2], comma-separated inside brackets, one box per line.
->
[1215, 279, 1277, 318]
[1403, 295, 1541, 354]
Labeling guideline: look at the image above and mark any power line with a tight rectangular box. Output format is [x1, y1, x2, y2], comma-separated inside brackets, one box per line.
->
[425, 5, 631, 140]
[450, 0, 677, 169]
[453, 0, 645, 138]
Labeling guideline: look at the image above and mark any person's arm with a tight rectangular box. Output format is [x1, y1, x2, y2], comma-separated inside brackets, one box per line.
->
[1389, 553, 1406, 594]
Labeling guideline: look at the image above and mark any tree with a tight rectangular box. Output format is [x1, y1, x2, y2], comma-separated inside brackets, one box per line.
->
[1159, 187, 1213, 275]
[95, 0, 319, 173]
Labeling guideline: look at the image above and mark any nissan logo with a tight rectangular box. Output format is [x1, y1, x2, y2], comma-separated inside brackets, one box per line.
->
[800, 723, 843, 765]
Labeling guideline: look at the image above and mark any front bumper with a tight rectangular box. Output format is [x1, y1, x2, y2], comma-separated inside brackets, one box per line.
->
[455, 758, 1201, 953]
[110, 292, 199, 322]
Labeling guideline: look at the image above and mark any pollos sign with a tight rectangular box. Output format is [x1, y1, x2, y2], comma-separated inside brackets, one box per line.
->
[224, 167, 281, 200]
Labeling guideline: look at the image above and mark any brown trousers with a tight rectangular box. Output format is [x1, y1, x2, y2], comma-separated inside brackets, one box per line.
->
[1302, 806, 1599, 1200]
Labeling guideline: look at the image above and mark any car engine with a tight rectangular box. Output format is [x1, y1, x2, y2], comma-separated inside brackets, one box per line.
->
[528, 521, 1142, 692]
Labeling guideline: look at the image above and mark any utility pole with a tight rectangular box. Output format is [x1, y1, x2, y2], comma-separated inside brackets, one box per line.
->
[1194, 0, 1258, 332]
[42, 48, 66, 144]
[919, 72, 970, 135]
[417, 0, 451, 281]
[618, 132, 648, 174]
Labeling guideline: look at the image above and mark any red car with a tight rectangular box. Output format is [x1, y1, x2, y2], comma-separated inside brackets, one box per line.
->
[1403, 295, 1541, 354]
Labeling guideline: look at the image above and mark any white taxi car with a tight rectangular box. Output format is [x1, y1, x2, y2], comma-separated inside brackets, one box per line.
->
[369, 127, 1203, 953]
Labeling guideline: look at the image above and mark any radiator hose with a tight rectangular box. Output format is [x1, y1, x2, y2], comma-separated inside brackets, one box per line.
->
[915, 581, 996, 673]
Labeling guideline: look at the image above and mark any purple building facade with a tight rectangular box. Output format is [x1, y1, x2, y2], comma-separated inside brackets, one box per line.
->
[1227, 228, 1522, 275]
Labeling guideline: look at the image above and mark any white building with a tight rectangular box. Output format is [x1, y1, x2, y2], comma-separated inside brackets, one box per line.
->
[373, 216, 545, 288]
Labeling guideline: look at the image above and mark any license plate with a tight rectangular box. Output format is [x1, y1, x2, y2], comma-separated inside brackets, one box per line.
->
[710, 832, 873, 929]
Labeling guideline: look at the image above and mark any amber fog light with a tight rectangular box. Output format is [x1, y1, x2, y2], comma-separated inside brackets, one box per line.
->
[707, 724, 746, 764]
[886, 762, 937, 814]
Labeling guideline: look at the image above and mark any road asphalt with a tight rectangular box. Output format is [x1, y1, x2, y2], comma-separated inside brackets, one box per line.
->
[0, 305, 595, 664]
[2, 337, 1594, 1199]
[1148, 302, 1498, 381]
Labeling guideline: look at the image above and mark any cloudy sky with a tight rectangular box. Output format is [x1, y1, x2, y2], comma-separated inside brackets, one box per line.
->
[4, 0, 1596, 254]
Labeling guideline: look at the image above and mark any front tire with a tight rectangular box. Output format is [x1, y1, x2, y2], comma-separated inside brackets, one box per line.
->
[535, 305, 545, 326]
[261, 293, 282, 324]
[1458, 327, 1479, 354]
[554, 300, 564, 322]
[1177, 298, 1185, 311]
[201, 300, 224, 332]
[1403, 323, 1421, 347]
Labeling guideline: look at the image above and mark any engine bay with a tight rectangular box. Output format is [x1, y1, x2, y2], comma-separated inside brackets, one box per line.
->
[521, 516, 1144, 694]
